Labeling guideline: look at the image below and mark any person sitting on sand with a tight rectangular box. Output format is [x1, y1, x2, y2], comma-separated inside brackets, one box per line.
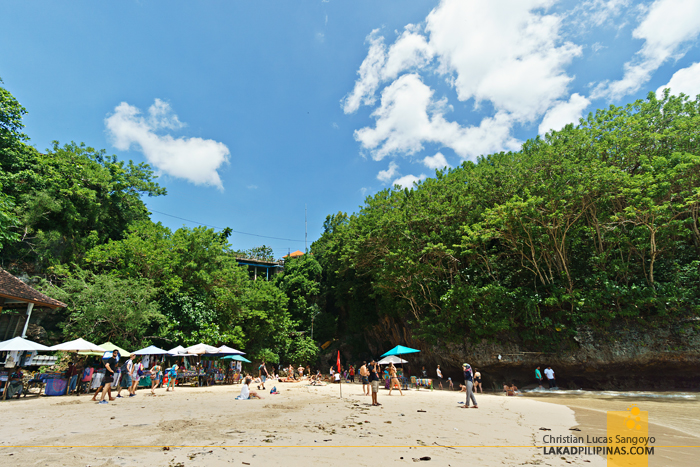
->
[505, 383, 520, 396]
[459, 383, 466, 392]
[240, 377, 262, 399]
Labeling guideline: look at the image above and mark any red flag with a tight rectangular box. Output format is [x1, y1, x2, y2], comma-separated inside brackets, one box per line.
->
[337, 350, 341, 373]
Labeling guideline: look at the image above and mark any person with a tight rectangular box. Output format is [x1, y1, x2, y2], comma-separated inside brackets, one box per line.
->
[129, 358, 143, 397]
[334, 370, 341, 384]
[117, 354, 135, 398]
[298, 365, 304, 378]
[258, 361, 268, 390]
[150, 362, 162, 395]
[348, 365, 355, 383]
[98, 350, 118, 404]
[359, 361, 370, 396]
[65, 362, 80, 395]
[166, 363, 178, 391]
[505, 382, 520, 396]
[368, 360, 381, 406]
[462, 363, 477, 408]
[387, 362, 403, 396]
[436, 365, 444, 389]
[459, 383, 466, 392]
[240, 377, 262, 399]
[535, 366, 544, 389]
[448, 377, 454, 390]
[473, 370, 482, 393]
[421, 366, 428, 378]
[6, 367, 24, 398]
[544, 366, 557, 389]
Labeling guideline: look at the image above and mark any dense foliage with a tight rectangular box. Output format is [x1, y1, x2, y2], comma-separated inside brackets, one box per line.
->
[311, 91, 700, 349]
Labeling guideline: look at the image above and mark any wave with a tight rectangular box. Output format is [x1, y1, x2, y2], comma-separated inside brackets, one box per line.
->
[521, 388, 698, 400]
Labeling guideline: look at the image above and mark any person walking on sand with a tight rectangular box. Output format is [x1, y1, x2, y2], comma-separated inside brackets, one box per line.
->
[258, 361, 268, 390]
[387, 362, 403, 396]
[436, 365, 444, 389]
[150, 362, 162, 395]
[98, 350, 118, 404]
[166, 363, 178, 391]
[544, 366, 557, 389]
[360, 361, 370, 396]
[368, 360, 381, 406]
[462, 363, 477, 408]
[129, 358, 143, 397]
[117, 354, 135, 398]
[535, 366, 544, 389]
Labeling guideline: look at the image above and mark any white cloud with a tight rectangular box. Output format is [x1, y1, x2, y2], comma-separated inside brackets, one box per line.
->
[393, 173, 426, 189]
[377, 161, 400, 182]
[332, 122, 339, 129]
[354, 74, 521, 161]
[592, 0, 700, 100]
[656, 62, 700, 98]
[423, 152, 450, 170]
[426, 0, 581, 121]
[574, 0, 631, 28]
[105, 100, 230, 189]
[538, 93, 591, 134]
[247, 185, 258, 190]
[342, 30, 386, 113]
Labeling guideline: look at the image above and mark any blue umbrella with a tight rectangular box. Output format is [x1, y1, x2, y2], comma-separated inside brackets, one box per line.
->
[381, 345, 420, 357]
[220, 355, 251, 363]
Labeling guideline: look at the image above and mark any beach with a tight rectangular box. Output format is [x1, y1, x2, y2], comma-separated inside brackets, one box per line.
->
[0, 382, 698, 466]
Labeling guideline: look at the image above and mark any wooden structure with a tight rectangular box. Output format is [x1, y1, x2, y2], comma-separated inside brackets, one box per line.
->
[0, 268, 66, 340]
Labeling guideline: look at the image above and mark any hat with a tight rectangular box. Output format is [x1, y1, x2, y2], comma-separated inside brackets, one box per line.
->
[463, 363, 471, 369]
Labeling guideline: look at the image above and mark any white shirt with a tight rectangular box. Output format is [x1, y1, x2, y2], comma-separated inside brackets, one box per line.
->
[544, 368, 554, 380]
[240, 384, 250, 399]
[334, 372, 341, 381]
[436, 368, 443, 378]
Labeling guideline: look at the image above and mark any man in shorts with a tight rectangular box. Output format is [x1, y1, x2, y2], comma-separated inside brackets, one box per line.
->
[436, 365, 444, 389]
[368, 360, 381, 406]
[117, 354, 135, 398]
[98, 350, 118, 404]
[258, 361, 268, 390]
[359, 361, 370, 396]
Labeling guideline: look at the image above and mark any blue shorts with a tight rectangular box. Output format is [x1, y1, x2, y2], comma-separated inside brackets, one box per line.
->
[261, 375, 267, 383]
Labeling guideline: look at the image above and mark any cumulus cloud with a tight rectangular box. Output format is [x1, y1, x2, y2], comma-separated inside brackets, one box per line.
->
[342, 30, 386, 113]
[354, 74, 521, 161]
[105, 99, 230, 189]
[656, 62, 700, 98]
[393, 173, 426, 189]
[592, 0, 700, 100]
[423, 152, 450, 170]
[377, 161, 400, 182]
[538, 93, 591, 134]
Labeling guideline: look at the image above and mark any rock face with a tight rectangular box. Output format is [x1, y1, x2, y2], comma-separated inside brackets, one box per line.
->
[360, 316, 700, 391]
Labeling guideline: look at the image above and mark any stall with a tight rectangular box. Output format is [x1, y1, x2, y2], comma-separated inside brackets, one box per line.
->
[380, 345, 421, 390]
[132, 345, 169, 387]
[49, 339, 109, 396]
[0, 336, 51, 399]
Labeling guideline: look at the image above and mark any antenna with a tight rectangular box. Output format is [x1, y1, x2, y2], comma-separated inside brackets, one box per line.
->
[305, 204, 308, 252]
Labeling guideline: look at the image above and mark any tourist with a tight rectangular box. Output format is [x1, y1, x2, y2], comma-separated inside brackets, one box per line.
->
[473, 370, 482, 393]
[535, 366, 544, 389]
[6, 367, 24, 398]
[436, 365, 444, 389]
[129, 358, 143, 397]
[150, 362, 162, 395]
[421, 366, 428, 378]
[65, 362, 79, 395]
[544, 366, 557, 389]
[387, 362, 403, 396]
[505, 382, 520, 396]
[98, 350, 118, 404]
[240, 377, 263, 399]
[298, 365, 304, 378]
[368, 360, 381, 406]
[448, 377, 454, 390]
[166, 363, 178, 392]
[462, 363, 477, 408]
[360, 361, 369, 396]
[348, 364, 355, 383]
[117, 354, 135, 398]
[258, 361, 268, 390]
[334, 369, 341, 384]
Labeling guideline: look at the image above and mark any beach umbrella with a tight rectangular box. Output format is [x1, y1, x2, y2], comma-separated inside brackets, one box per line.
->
[132, 345, 169, 355]
[378, 355, 408, 365]
[49, 338, 106, 353]
[380, 345, 420, 357]
[168, 345, 187, 355]
[185, 343, 220, 355]
[220, 355, 251, 363]
[216, 345, 245, 355]
[0, 336, 51, 352]
[78, 342, 131, 357]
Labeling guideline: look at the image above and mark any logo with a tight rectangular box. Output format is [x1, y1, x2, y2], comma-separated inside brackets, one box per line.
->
[606, 404, 654, 466]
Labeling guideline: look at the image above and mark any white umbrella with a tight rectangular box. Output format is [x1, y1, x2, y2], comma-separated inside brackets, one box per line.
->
[378, 355, 408, 365]
[49, 338, 106, 353]
[185, 343, 220, 355]
[214, 345, 244, 355]
[132, 345, 169, 355]
[0, 336, 51, 352]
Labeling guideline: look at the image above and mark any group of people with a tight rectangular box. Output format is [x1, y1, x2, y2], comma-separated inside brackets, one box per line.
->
[94, 350, 179, 404]
[535, 366, 558, 389]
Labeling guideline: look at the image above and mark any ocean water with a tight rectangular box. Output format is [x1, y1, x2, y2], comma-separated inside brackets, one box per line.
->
[522, 388, 699, 400]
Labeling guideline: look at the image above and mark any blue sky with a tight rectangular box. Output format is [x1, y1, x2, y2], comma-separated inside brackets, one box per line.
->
[2, 0, 700, 259]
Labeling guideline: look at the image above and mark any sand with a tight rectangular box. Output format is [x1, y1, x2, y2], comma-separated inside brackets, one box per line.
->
[4, 380, 687, 466]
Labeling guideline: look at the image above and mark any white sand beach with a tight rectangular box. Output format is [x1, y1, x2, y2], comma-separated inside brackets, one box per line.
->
[0, 381, 613, 467]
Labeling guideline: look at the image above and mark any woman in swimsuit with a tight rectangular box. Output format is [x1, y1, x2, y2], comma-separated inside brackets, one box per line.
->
[387, 363, 403, 396]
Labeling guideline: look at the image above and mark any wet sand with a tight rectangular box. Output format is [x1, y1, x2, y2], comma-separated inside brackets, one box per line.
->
[0, 381, 607, 467]
[523, 391, 700, 467]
